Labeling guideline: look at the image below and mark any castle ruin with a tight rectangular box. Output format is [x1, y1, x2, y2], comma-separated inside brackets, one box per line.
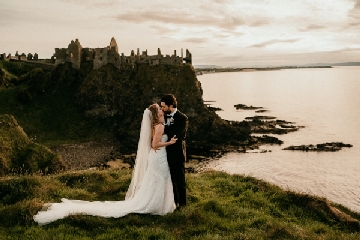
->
[53, 38, 192, 69]
[0, 51, 38, 61]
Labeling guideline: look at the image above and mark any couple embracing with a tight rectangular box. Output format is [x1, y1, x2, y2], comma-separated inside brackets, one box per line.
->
[34, 94, 188, 225]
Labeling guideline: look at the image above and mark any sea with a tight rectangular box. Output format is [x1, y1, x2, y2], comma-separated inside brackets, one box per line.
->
[198, 66, 360, 213]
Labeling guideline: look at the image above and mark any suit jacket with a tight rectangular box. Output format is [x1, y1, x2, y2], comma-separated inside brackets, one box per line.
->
[164, 110, 188, 162]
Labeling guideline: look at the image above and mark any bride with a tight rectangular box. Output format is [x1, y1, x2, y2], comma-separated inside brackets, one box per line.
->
[33, 104, 178, 225]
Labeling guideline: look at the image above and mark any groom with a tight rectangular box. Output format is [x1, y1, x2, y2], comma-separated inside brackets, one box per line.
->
[161, 94, 188, 208]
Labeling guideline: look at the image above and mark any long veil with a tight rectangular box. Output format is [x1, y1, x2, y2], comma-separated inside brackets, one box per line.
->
[125, 108, 152, 200]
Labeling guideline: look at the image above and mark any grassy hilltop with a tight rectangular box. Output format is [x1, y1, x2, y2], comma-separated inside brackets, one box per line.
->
[1, 60, 360, 239]
[0, 114, 67, 175]
[1, 170, 360, 239]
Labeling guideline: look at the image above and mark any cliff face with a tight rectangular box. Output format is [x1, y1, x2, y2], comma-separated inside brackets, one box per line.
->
[0, 61, 251, 154]
[74, 63, 251, 151]
[0, 68, 8, 88]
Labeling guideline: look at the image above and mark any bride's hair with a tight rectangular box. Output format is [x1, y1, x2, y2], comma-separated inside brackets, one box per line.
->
[148, 104, 161, 126]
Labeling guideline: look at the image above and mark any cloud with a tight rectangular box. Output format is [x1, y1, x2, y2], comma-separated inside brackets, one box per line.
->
[182, 38, 208, 43]
[249, 39, 301, 48]
[212, 0, 231, 4]
[58, 0, 119, 8]
[197, 46, 360, 67]
[0, 9, 13, 23]
[115, 10, 244, 30]
[355, 0, 360, 8]
[299, 24, 327, 32]
[149, 24, 178, 35]
[349, 0, 360, 16]
[0, 6, 49, 26]
[348, 0, 360, 28]
[249, 19, 270, 27]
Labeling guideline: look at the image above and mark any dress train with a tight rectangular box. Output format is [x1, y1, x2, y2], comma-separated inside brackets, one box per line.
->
[33, 135, 175, 225]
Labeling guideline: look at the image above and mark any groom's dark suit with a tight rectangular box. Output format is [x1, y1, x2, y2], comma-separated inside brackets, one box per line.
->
[164, 110, 188, 207]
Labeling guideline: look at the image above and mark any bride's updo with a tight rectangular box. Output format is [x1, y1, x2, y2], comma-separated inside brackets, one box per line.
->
[148, 104, 160, 126]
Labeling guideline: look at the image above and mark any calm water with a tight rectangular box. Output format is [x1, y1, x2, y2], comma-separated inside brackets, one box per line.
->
[198, 66, 360, 213]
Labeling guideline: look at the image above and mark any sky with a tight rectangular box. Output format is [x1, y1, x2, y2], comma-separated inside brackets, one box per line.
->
[1, 0, 359, 67]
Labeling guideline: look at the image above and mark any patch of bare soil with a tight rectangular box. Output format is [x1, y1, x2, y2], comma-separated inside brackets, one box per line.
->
[50, 140, 118, 170]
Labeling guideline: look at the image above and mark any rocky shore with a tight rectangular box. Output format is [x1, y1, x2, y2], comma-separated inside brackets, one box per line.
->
[283, 142, 353, 152]
[248, 118, 303, 135]
[234, 104, 263, 110]
[48, 102, 306, 173]
[50, 116, 298, 173]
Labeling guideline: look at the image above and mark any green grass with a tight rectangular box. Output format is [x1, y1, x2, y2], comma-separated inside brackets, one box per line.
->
[0, 170, 359, 239]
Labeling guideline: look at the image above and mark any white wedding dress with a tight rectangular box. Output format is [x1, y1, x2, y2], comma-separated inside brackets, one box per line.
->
[34, 110, 176, 225]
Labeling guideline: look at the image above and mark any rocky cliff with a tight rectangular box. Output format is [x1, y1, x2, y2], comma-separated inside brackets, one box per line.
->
[0, 60, 252, 164]
[73, 63, 251, 152]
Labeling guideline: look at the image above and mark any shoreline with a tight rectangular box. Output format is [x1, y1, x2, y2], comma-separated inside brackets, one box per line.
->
[195, 65, 332, 75]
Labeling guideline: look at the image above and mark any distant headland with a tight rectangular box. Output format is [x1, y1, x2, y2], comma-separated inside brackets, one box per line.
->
[194, 62, 360, 75]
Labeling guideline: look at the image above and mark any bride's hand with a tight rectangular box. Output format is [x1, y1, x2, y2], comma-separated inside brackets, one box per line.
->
[153, 146, 160, 152]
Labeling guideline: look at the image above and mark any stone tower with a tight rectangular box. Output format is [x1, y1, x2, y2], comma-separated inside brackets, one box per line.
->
[109, 37, 118, 53]
[67, 39, 82, 69]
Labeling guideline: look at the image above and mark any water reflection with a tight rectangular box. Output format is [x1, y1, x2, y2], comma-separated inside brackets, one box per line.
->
[199, 67, 360, 212]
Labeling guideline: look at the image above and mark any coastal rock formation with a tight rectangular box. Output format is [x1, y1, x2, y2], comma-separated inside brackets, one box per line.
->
[207, 106, 223, 111]
[72, 62, 253, 153]
[0, 59, 256, 171]
[234, 104, 263, 110]
[248, 118, 301, 135]
[1, 59, 296, 171]
[245, 115, 276, 120]
[0, 114, 67, 175]
[255, 109, 268, 113]
[283, 142, 353, 151]
[204, 101, 222, 111]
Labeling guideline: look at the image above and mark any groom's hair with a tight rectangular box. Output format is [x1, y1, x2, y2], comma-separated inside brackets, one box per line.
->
[161, 94, 177, 108]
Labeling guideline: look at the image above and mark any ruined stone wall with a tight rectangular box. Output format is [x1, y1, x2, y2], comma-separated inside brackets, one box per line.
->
[184, 49, 192, 64]
[19, 56, 27, 61]
[1, 53, 26, 61]
[109, 37, 118, 53]
[161, 55, 183, 65]
[93, 48, 108, 69]
[53, 38, 192, 70]
[67, 39, 82, 69]
[106, 48, 121, 69]
[82, 48, 94, 61]
[54, 48, 67, 65]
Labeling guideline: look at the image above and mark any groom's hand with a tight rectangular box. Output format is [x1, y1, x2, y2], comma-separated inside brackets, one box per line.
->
[169, 135, 178, 144]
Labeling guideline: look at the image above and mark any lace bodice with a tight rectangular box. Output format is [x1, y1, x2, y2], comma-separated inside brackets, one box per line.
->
[154, 134, 168, 151]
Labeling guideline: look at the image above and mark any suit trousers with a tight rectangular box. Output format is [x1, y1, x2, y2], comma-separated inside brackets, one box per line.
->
[166, 143, 187, 206]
